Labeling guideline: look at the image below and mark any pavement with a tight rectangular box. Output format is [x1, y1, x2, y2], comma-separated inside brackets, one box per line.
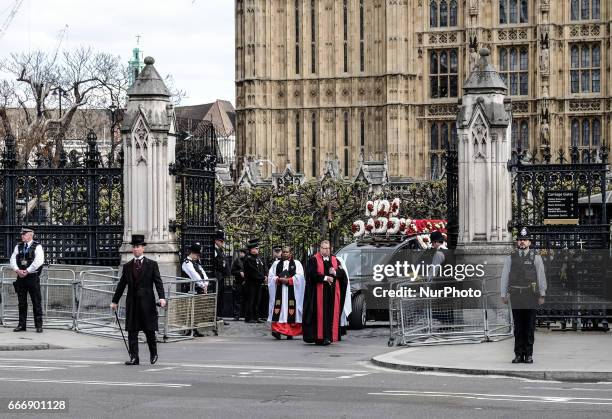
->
[372, 330, 612, 382]
[1, 322, 612, 418]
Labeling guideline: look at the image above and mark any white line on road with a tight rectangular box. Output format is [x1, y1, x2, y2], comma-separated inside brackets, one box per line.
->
[368, 390, 612, 405]
[0, 377, 191, 388]
[523, 386, 612, 392]
[0, 357, 121, 365]
[143, 367, 175, 372]
[0, 365, 64, 371]
[172, 363, 371, 374]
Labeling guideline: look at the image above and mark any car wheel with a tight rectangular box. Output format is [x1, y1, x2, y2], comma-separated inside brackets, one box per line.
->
[349, 294, 366, 330]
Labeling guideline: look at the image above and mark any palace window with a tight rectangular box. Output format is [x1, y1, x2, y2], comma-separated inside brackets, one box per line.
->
[570, 44, 600, 93]
[311, 112, 317, 177]
[343, 0, 348, 73]
[311, 0, 316, 73]
[360, 111, 365, 154]
[360, 0, 365, 71]
[511, 119, 529, 151]
[296, 114, 302, 173]
[430, 49, 459, 98]
[344, 112, 350, 176]
[499, 47, 528, 96]
[571, 0, 600, 20]
[295, 0, 300, 74]
[500, 0, 528, 24]
[571, 117, 601, 162]
[430, 1, 458, 28]
[430, 121, 457, 180]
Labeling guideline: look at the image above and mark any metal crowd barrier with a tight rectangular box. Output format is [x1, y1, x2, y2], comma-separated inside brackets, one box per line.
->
[387, 277, 512, 347]
[74, 270, 218, 342]
[0, 265, 113, 329]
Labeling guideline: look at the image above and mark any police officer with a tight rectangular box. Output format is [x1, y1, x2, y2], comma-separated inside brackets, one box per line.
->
[501, 227, 547, 364]
[213, 230, 229, 325]
[243, 239, 266, 323]
[181, 242, 209, 337]
[9, 227, 45, 333]
[230, 248, 247, 321]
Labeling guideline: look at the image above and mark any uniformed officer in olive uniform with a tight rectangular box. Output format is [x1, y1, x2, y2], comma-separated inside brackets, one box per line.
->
[9, 227, 45, 333]
[501, 227, 547, 364]
[213, 230, 229, 325]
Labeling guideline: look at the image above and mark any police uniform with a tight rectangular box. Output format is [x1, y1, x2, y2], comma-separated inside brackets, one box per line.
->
[212, 231, 228, 319]
[501, 227, 547, 363]
[9, 228, 45, 332]
[181, 243, 209, 337]
[243, 239, 266, 323]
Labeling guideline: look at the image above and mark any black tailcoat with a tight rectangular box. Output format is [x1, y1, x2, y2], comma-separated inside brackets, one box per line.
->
[112, 257, 165, 332]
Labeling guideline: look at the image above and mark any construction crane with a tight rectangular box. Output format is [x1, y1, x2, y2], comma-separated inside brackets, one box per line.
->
[51, 24, 69, 63]
[0, 0, 24, 41]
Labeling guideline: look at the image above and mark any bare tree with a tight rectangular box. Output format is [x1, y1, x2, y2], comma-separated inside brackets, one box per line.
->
[0, 47, 126, 161]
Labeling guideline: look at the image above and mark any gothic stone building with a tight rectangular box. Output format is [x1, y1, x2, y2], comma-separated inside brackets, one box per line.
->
[235, 0, 611, 180]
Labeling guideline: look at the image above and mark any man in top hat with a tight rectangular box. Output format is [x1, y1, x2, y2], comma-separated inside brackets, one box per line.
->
[230, 247, 248, 321]
[501, 227, 547, 364]
[213, 230, 229, 325]
[9, 227, 45, 332]
[111, 235, 166, 365]
[181, 242, 209, 337]
[243, 239, 266, 323]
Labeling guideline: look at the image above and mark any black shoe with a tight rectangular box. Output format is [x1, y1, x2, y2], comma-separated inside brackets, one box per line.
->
[223, 321, 230, 326]
[511, 355, 523, 363]
[36, 327, 43, 333]
[322, 339, 331, 346]
[125, 358, 139, 366]
[286, 336, 293, 340]
[193, 330, 204, 337]
[150, 354, 158, 365]
[272, 332, 281, 340]
[13, 326, 26, 332]
[524, 356, 533, 364]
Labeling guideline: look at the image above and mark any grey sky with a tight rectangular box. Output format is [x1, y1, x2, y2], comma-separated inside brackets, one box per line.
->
[0, 0, 235, 106]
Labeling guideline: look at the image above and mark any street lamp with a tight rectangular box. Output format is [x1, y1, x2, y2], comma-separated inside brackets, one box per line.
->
[52, 87, 69, 118]
[108, 103, 119, 165]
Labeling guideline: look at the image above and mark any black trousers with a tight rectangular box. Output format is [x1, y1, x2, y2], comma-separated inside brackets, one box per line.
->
[127, 330, 157, 359]
[14, 275, 43, 328]
[213, 275, 225, 318]
[232, 280, 244, 318]
[244, 281, 261, 322]
[512, 309, 537, 357]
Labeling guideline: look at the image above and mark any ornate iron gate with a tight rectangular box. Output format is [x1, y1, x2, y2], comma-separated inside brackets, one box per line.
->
[0, 131, 123, 265]
[510, 145, 611, 329]
[510, 145, 609, 249]
[444, 144, 459, 249]
[171, 122, 217, 272]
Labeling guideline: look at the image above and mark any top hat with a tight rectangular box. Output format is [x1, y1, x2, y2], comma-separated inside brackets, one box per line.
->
[214, 230, 225, 241]
[430, 231, 445, 243]
[189, 242, 202, 254]
[20, 227, 34, 234]
[130, 234, 147, 246]
[516, 226, 531, 240]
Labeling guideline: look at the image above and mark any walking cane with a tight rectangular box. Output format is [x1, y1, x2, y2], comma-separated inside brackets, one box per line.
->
[113, 308, 131, 357]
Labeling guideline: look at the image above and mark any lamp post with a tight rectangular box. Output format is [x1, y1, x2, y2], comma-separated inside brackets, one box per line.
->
[52, 87, 69, 118]
[108, 104, 118, 165]
[320, 178, 338, 244]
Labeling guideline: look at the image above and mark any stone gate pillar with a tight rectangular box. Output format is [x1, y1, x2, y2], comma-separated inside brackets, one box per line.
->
[120, 56, 179, 277]
[454, 49, 514, 276]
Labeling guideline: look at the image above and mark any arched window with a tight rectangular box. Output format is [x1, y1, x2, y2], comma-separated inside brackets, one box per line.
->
[430, 123, 439, 150]
[296, 113, 302, 173]
[311, 112, 317, 176]
[431, 154, 439, 180]
[571, 0, 579, 20]
[311, 0, 316, 74]
[592, 118, 600, 146]
[440, 1, 448, 27]
[571, 119, 580, 147]
[343, 0, 348, 72]
[520, 121, 529, 151]
[571, 43, 600, 93]
[449, 0, 458, 26]
[500, 0, 527, 24]
[582, 119, 590, 147]
[360, 0, 365, 71]
[430, 1, 437, 27]
[344, 112, 349, 146]
[500, 46, 528, 96]
[295, 0, 300, 74]
[430, 49, 459, 98]
[360, 111, 365, 149]
[441, 122, 449, 149]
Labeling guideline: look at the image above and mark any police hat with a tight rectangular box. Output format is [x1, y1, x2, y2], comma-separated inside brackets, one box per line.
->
[20, 227, 34, 234]
[430, 231, 445, 243]
[189, 242, 202, 254]
[214, 230, 225, 241]
[272, 244, 282, 251]
[247, 238, 260, 249]
[130, 234, 147, 246]
[516, 226, 531, 241]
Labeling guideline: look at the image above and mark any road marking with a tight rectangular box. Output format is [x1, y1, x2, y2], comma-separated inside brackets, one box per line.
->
[172, 363, 370, 374]
[337, 373, 371, 379]
[143, 367, 174, 372]
[0, 357, 121, 365]
[368, 390, 612, 405]
[523, 386, 612, 392]
[0, 365, 64, 371]
[0, 377, 190, 388]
